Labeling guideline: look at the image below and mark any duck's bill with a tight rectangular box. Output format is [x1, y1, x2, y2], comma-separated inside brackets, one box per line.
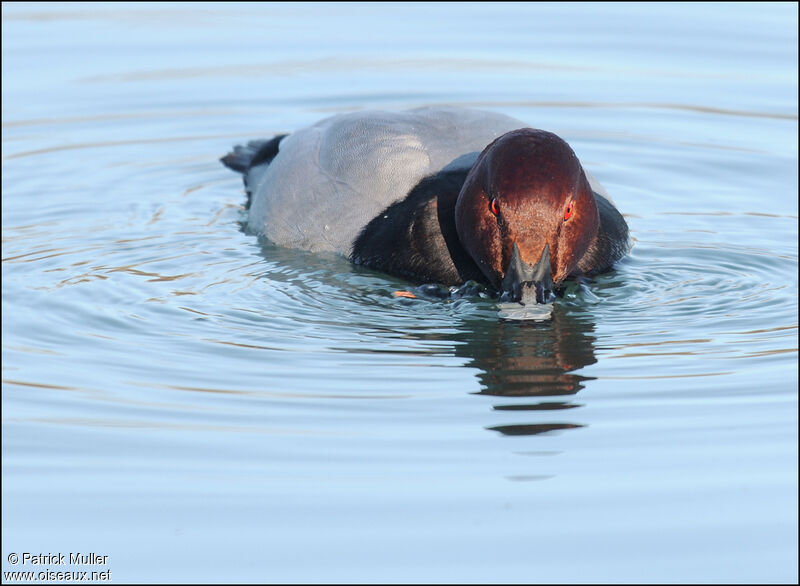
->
[500, 243, 555, 304]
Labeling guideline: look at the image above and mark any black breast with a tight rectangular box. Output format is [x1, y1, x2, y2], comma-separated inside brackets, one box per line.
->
[350, 169, 485, 285]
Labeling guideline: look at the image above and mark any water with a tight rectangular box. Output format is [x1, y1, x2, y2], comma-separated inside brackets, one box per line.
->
[2, 2, 797, 583]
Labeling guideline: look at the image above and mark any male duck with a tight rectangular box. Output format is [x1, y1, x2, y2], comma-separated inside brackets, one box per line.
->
[222, 107, 630, 302]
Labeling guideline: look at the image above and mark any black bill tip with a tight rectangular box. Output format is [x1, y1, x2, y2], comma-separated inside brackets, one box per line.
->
[500, 243, 556, 304]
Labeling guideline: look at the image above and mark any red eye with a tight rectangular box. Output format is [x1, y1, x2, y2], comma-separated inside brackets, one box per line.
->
[564, 201, 574, 221]
[490, 198, 499, 216]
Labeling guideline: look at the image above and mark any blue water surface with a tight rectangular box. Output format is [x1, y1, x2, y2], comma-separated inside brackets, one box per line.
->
[2, 2, 798, 583]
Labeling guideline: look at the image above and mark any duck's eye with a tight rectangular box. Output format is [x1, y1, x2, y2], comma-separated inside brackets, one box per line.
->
[564, 201, 575, 221]
[490, 198, 500, 216]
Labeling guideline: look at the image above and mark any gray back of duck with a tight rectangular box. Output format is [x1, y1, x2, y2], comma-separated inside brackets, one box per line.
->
[244, 107, 529, 255]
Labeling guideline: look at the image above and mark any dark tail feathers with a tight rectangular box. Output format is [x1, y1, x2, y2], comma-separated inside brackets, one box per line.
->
[220, 134, 288, 208]
[220, 134, 288, 174]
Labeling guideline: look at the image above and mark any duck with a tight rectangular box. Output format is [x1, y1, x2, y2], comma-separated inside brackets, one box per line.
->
[221, 107, 630, 303]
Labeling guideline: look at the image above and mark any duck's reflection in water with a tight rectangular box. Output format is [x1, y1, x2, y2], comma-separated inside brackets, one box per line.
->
[456, 304, 597, 436]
